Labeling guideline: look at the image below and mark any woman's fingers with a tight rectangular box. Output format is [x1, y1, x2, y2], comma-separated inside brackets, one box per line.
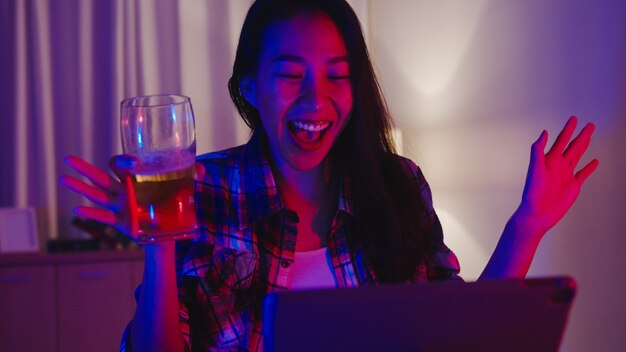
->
[73, 206, 117, 227]
[548, 116, 578, 157]
[123, 174, 139, 237]
[59, 175, 118, 211]
[530, 130, 548, 163]
[109, 155, 139, 181]
[194, 162, 206, 181]
[62, 154, 139, 239]
[64, 155, 123, 194]
[562, 122, 595, 166]
[575, 159, 600, 184]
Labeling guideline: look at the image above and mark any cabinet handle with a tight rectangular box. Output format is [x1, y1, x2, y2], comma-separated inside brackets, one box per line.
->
[78, 271, 111, 279]
[0, 274, 33, 283]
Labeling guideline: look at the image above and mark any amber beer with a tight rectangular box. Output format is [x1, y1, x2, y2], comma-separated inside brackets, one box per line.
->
[121, 94, 197, 243]
[132, 164, 196, 242]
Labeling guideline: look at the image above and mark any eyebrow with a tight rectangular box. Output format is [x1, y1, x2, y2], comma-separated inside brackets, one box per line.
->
[271, 54, 349, 64]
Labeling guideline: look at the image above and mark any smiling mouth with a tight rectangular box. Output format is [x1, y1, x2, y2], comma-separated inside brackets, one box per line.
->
[288, 120, 332, 145]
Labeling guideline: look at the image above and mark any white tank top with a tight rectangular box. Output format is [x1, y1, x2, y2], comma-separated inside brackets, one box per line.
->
[288, 247, 338, 290]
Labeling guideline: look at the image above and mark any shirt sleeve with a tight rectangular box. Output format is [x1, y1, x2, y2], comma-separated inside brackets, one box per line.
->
[118, 285, 147, 352]
[176, 238, 258, 350]
[119, 308, 132, 351]
[175, 239, 210, 352]
[118, 284, 194, 352]
[117, 242, 207, 352]
[401, 157, 464, 283]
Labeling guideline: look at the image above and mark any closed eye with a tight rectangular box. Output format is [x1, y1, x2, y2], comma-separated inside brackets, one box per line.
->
[277, 74, 303, 79]
[328, 75, 350, 80]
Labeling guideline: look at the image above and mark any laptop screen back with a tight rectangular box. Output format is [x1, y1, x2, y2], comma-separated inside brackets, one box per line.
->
[262, 277, 576, 352]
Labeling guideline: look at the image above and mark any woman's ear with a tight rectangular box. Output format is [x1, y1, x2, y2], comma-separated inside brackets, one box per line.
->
[240, 77, 258, 108]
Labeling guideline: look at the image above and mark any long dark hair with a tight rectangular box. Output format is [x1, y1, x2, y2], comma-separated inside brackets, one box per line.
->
[228, 0, 436, 282]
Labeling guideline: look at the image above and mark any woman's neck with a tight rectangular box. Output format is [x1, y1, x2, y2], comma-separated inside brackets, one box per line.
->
[274, 159, 332, 208]
[273, 158, 338, 251]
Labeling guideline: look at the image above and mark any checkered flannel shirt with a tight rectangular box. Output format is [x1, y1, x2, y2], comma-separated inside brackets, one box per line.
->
[121, 130, 462, 351]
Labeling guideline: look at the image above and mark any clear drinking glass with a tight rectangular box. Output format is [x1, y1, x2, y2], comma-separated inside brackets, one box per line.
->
[120, 94, 197, 243]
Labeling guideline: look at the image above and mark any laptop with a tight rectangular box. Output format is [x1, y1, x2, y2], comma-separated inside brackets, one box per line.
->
[262, 277, 576, 352]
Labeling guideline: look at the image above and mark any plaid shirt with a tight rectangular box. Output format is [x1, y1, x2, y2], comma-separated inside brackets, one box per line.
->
[122, 130, 462, 351]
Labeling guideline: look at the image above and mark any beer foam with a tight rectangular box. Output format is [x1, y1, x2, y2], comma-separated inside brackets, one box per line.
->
[134, 148, 195, 175]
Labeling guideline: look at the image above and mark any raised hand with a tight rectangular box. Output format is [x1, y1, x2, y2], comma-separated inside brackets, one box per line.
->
[516, 116, 599, 236]
[59, 155, 140, 238]
[480, 116, 600, 279]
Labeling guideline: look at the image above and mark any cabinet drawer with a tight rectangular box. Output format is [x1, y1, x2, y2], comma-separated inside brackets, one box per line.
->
[58, 262, 135, 352]
[0, 266, 57, 352]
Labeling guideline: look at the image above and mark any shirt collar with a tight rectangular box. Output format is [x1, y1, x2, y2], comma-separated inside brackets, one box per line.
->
[236, 128, 354, 231]
[236, 129, 284, 230]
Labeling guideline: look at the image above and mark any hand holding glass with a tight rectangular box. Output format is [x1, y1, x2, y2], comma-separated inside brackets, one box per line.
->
[121, 94, 198, 243]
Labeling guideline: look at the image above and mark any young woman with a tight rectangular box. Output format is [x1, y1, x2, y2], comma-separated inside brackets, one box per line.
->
[61, 0, 598, 351]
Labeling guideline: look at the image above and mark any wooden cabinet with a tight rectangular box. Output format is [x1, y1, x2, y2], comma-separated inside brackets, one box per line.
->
[0, 266, 57, 352]
[0, 251, 144, 352]
[58, 261, 136, 352]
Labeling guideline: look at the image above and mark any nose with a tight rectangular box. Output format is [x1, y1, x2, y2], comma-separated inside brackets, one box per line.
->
[300, 73, 326, 112]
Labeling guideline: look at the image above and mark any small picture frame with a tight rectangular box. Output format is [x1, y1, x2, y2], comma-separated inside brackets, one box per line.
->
[0, 207, 40, 254]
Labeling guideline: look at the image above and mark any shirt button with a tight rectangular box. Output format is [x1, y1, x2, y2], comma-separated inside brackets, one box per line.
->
[280, 259, 293, 268]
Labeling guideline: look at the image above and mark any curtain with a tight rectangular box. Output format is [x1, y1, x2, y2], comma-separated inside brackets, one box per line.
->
[0, 0, 369, 242]
[0, 0, 255, 240]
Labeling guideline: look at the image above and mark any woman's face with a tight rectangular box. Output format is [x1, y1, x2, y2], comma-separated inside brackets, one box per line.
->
[244, 12, 353, 173]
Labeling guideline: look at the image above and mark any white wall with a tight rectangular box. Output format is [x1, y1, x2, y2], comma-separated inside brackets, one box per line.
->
[369, 1, 625, 351]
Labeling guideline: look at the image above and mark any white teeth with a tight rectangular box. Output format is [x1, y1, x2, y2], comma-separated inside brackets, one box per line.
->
[292, 121, 330, 132]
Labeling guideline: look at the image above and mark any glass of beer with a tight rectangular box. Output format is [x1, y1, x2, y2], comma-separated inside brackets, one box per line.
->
[120, 94, 197, 243]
